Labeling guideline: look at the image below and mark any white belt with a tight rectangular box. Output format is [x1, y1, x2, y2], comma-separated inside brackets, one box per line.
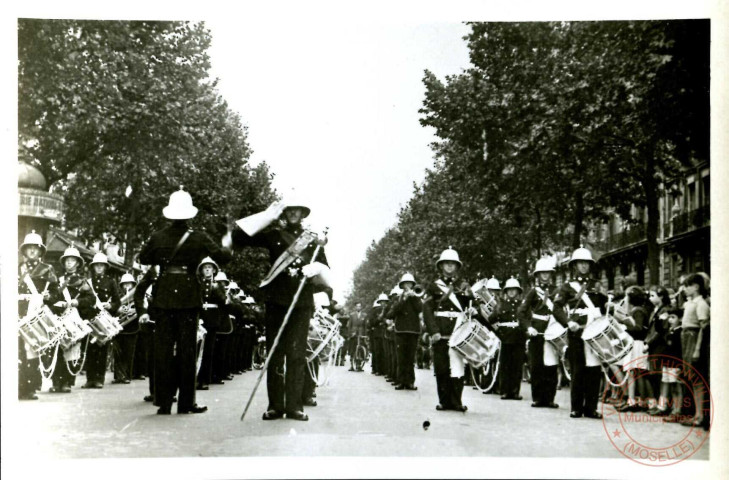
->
[532, 314, 550, 321]
[495, 321, 519, 328]
[202, 303, 219, 309]
[435, 312, 462, 318]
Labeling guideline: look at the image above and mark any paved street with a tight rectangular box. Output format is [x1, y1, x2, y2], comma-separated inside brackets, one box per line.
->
[15, 362, 710, 460]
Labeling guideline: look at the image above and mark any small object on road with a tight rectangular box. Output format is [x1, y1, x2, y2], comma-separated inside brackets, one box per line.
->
[423, 420, 430, 431]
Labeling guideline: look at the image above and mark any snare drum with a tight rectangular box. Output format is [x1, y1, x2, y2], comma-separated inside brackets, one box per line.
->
[19, 306, 63, 353]
[581, 315, 634, 365]
[543, 321, 568, 357]
[59, 307, 93, 348]
[88, 310, 122, 344]
[448, 320, 500, 368]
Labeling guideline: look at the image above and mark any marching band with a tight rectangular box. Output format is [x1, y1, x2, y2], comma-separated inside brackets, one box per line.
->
[16, 189, 710, 432]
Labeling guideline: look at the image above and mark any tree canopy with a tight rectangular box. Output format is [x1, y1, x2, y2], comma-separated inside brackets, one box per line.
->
[18, 19, 278, 297]
[348, 20, 709, 308]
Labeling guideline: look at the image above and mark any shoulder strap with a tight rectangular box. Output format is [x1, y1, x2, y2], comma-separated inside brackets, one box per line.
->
[167, 230, 192, 265]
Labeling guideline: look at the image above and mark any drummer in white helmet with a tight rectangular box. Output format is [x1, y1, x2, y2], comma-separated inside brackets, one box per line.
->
[83, 253, 122, 389]
[518, 257, 559, 408]
[491, 277, 526, 400]
[552, 245, 608, 419]
[422, 247, 477, 412]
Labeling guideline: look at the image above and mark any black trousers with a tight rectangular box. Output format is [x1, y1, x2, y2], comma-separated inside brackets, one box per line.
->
[389, 337, 398, 379]
[265, 302, 312, 414]
[197, 311, 218, 386]
[528, 336, 558, 404]
[371, 336, 384, 374]
[417, 343, 431, 368]
[213, 334, 230, 381]
[396, 333, 418, 386]
[242, 329, 254, 370]
[302, 357, 319, 401]
[113, 333, 138, 381]
[432, 341, 464, 408]
[50, 347, 75, 388]
[133, 328, 150, 378]
[86, 341, 110, 385]
[154, 308, 199, 412]
[498, 342, 525, 397]
[567, 335, 601, 414]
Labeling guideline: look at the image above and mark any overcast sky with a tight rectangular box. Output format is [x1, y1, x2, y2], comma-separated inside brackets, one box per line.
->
[206, 20, 471, 302]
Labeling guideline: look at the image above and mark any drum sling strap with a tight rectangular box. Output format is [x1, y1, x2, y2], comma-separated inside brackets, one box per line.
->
[259, 229, 317, 288]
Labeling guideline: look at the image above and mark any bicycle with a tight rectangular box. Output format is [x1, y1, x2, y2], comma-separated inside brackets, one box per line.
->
[353, 335, 369, 372]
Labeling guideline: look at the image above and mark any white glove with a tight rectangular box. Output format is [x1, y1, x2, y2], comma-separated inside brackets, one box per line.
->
[567, 321, 581, 332]
[54, 301, 67, 308]
[527, 327, 538, 337]
[431, 333, 442, 343]
[467, 306, 478, 317]
[302, 262, 326, 278]
[138, 313, 151, 324]
[268, 201, 287, 219]
[222, 231, 233, 249]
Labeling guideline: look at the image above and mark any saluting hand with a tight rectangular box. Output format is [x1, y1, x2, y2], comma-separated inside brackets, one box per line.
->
[222, 231, 233, 249]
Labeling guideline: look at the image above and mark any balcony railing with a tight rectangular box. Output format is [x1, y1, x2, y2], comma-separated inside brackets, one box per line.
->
[666, 205, 710, 238]
[595, 223, 646, 252]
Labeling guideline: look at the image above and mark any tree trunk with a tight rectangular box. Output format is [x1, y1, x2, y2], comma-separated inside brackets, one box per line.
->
[124, 188, 140, 267]
[572, 191, 584, 249]
[644, 166, 661, 285]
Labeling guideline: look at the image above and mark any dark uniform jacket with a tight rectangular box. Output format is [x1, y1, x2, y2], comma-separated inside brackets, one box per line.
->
[199, 277, 227, 329]
[391, 294, 422, 334]
[348, 310, 367, 338]
[139, 221, 231, 310]
[18, 260, 58, 317]
[552, 277, 607, 340]
[492, 296, 525, 344]
[88, 273, 122, 318]
[518, 283, 556, 334]
[232, 223, 328, 308]
[367, 306, 386, 339]
[51, 272, 95, 319]
[422, 277, 473, 338]
[133, 267, 157, 316]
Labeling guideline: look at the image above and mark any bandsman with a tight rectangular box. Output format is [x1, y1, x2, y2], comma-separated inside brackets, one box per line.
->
[18, 231, 59, 399]
[139, 187, 231, 414]
[422, 247, 476, 412]
[112, 272, 140, 384]
[49, 246, 94, 393]
[368, 293, 389, 376]
[195, 258, 226, 390]
[226, 195, 330, 421]
[491, 277, 526, 400]
[552, 246, 607, 419]
[518, 257, 559, 408]
[82, 253, 121, 389]
[391, 273, 422, 390]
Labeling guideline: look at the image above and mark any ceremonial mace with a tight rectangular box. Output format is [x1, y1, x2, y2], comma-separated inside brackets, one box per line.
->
[240, 227, 328, 421]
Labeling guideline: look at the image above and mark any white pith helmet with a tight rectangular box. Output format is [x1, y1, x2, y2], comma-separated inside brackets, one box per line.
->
[162, 186, 198, 220]
[504, 276, 522, 292]
[214, 271, 229, 285]
[90, 252, 109, 266]
[197, 256, 219, 276]
[485, 276, 501, 290]
[60, 246, 85, 266]
[282, 191, 311, 218]
[398, 272, 416, 288]
[533, 256, 556, 275]
[376, 293, 390, 304]
[20, 230, 46, 255]
[569, 245, 595, 265]
[227, 281, 240, 292]
[120, 273, 136, 285]
[390, 285, 403, 296]
[436, 246, 462, 269]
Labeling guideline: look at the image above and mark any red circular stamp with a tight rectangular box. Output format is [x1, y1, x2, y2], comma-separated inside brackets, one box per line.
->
[600, 354, 712, 466]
